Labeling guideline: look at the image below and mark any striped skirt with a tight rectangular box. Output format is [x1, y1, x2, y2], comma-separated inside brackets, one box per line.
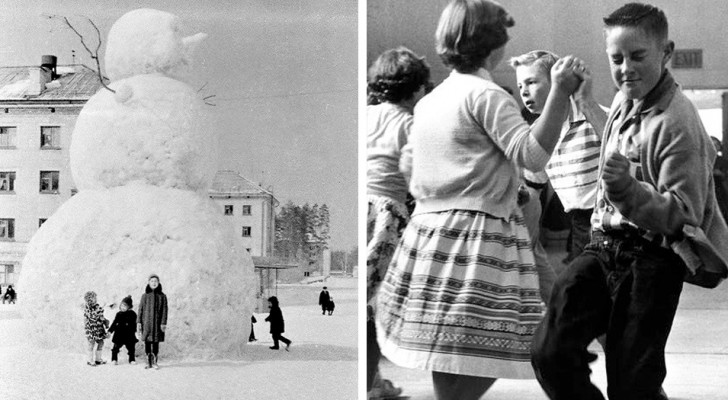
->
[375, 209, 543, 379]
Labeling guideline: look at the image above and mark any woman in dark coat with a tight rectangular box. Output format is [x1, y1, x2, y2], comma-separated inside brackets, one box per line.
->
[265, 296, 291, 351]
[137, 274, 168, 369]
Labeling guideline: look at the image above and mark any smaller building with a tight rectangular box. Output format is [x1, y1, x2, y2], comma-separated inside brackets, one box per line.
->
[209, 170, 278, 257]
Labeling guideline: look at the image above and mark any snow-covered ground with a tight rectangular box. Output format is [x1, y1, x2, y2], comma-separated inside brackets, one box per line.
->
[0, 276, 358, 400]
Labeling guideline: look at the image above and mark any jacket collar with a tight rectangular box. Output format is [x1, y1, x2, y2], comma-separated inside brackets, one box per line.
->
[619, 68, 677, 116]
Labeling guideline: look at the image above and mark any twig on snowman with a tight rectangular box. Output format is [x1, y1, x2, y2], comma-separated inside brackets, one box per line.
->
[43, 14, 116, 94]
[196, 82, 217, 106]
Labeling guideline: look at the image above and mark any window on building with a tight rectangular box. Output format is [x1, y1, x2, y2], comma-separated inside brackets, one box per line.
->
[0, 264, 15, 285]
[0, 172, 16, 192]
[242, 205, 252, 215]
[40, 126, 61, 149]
[40, 171, 59, 193]
[39, 218, 47, 227]
[242, 226, 251, 237]
[224, 205, 233, 215]
[0, 219, 14, 240]
[0, 127, 17, 147]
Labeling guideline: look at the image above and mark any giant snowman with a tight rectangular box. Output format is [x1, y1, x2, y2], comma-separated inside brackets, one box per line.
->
[19, 9, 257, 359]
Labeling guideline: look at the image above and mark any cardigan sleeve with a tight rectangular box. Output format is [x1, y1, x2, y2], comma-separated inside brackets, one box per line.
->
[473, 88, 550, 172]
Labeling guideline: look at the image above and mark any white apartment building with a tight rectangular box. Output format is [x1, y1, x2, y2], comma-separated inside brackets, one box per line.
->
[0, 56, 101, 288]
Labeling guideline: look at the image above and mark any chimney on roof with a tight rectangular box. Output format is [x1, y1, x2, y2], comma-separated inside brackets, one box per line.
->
[27, 55, 57, 96]
[41, 55, 58, 79]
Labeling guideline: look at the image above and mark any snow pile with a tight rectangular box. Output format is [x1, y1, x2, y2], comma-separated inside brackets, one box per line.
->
[19, 8, 256, 359]
[0, 78, 30, 98]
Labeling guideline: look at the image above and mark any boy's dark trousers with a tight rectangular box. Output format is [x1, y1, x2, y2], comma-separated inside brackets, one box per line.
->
[531, 232, 685, 400]
[565, 208, 594, 263]
[111, 341, 136, 362]
[271, 333, 291, 349]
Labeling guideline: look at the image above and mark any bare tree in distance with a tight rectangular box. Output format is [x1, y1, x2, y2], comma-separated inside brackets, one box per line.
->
[43, 14, 115, 94]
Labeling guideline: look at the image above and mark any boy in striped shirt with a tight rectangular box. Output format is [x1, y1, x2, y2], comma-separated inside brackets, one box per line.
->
[510, 51, 607, 264]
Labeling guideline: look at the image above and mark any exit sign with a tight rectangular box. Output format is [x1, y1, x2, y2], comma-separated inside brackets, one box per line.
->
[673, 49, 703, 69]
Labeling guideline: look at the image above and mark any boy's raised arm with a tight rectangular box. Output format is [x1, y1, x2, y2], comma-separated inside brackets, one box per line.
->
[573, 65, 607, 138]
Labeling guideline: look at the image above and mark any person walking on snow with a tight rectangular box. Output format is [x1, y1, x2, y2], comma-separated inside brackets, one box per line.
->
[265, 296, 292, 351]
[318, 286, 331, 315]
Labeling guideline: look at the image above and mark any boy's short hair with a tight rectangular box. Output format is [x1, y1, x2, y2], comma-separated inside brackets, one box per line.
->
[508, 50, 560, 80]
[367, 46, 432, 105]
[435, 0, 515, 73]
[603, 3, 668, 42]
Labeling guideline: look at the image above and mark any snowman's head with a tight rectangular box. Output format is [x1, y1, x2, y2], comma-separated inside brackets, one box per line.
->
[104, 8, 206, 82]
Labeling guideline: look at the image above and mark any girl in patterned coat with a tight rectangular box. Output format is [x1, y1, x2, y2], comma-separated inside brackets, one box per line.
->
[83, 291, 109, 366]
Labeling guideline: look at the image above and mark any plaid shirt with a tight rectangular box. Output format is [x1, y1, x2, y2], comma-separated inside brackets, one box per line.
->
[591, 97, 665, 245]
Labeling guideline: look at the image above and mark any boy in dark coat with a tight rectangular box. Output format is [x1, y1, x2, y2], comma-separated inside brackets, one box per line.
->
[265, 296, 292, 351]
[137, 274, 168, 369]
[108, 295, 138, 365]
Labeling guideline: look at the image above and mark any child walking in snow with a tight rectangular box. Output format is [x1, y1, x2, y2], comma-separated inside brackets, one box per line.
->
[265, 296, 291, 351]
[137, 274, 168, 369]
[108, 295, 138, 365]
[83, 291, 109, 366]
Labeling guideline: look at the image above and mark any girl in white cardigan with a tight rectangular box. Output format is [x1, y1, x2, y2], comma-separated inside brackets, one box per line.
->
[374, 1, 584, 398]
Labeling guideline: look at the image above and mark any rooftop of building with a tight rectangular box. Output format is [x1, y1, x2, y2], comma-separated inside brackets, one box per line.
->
[0, 64, 105, 102]
[209, 170, 277, 202]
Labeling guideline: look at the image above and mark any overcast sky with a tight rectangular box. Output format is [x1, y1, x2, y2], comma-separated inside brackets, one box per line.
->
[0, 0, 358, 250]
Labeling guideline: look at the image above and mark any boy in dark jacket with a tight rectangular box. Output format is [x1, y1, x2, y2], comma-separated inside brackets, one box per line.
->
[108, 295, 138, 365]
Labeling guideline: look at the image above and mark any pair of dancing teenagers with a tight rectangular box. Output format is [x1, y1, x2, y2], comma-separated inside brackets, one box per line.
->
[367, 1, 728, 399]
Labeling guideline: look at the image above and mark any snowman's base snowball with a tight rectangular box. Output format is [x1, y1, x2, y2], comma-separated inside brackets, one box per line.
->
[18, 184, 257, 359]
